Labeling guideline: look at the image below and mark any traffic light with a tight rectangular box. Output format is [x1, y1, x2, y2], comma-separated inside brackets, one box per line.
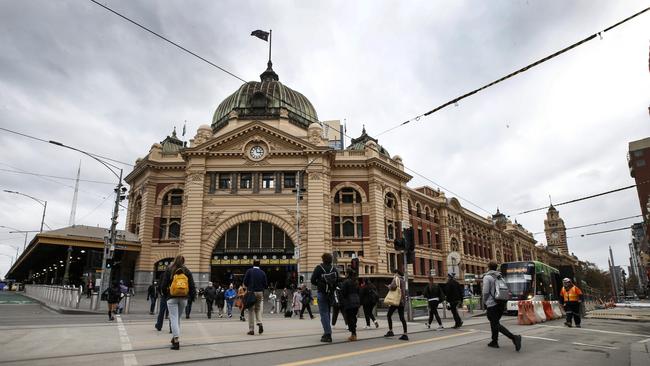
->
[291, 188, 307, 200]
[106, 258, 114, 269]
[115, 186, 127, 201]
[404, 227, 414, 252]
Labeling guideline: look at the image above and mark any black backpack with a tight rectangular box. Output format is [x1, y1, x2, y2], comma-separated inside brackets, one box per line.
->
[319, 265, 339, 304]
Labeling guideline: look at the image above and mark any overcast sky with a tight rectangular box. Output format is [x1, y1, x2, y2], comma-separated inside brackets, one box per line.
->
[1, 0, 648, 279]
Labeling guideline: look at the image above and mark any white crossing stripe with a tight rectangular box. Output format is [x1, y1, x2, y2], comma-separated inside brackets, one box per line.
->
[523, 335, 559, 342]
[538, 324, 650, 338]
[115, 315, 138, 365]
[572, 342, 619, 350]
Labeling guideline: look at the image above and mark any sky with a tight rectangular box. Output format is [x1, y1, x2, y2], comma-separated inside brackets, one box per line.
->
[0, 0, 648, 278]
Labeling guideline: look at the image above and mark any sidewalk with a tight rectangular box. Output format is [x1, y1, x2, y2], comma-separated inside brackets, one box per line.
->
[586, 307, 650, 322]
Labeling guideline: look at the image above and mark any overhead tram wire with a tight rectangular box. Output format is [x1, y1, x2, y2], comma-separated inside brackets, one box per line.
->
[0, 168, 115, 185]
[375, 6, 650, 137]
[579, 226, 630, 237]
[531, 214, 642, 235]
[516, 180, 650, 215]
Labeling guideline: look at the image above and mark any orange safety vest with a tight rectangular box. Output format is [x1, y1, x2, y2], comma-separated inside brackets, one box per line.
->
[560, 285, 582, 302]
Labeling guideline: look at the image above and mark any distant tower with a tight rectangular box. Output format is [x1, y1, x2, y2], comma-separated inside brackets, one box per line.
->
[68, 161, 81, 226]
[544, 205, 568, 255]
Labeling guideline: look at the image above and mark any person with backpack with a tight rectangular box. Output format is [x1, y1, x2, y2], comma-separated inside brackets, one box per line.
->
[160, 255, 196, 350]
[311, 252, 338, 343]
[340, 268, 361, 341]
[204, 282, 217, 319]
[360, 279, 379, 329]
[224, 284, 236, 318]
[445, 273, 464, 329]
[299, 284, 315, 319]
[243, 260, 268, 335]
[146, 281, 159, 315]
[482, 261, 521, 351]
[424, 275, 445, 330]
[384, 268, 408, 341]
[102, 281, 121, 321]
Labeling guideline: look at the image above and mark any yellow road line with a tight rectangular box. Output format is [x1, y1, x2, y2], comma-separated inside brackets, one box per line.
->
[277, 331, 473, 366]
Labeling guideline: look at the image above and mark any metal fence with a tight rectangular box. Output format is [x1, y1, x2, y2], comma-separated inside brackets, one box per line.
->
[24, 284, 83, 309]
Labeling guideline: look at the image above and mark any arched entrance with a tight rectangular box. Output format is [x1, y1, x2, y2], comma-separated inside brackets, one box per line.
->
[154, 258, 174, 282]
[211, 220, 296, 289]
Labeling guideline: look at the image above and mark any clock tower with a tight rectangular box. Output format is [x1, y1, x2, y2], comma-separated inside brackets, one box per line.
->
[544, 205, 568, 255]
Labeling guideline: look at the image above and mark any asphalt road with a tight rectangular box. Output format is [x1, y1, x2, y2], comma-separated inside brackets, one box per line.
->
[0, 296, 648, 366]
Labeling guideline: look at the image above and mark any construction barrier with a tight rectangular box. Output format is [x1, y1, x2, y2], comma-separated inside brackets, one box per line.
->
[533, 301, 546, 323]
[517, 300, 538, 325]
[542, 301, 554, 320]
[551, 301, 563, 319]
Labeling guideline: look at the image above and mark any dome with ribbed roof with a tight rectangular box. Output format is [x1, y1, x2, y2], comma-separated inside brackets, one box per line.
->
[212, 61, 319, 132]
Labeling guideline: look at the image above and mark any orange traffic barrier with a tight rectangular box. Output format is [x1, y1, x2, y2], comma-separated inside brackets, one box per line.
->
[525, 300, 537, 324]
[518, 301, 534, 325]
[542, 301, 554, 320]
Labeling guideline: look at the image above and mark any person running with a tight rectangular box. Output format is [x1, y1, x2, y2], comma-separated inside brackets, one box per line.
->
[560, 278, 583, 328]
[292, 287, 303, 316]
[311, 253, 339, 343]
[300, 284, 315, 319]
[424, 275, 445, 330]
[215, 285, 225, 317]
[268, 289, 277, 314]
[483, 261, 521, 351]
[147, 281, 159, 315]
[204, 282, 217, 319]
[445, 273, 464, 328]
[280, 288, 289, 314]
[224, 284, 236, 318]
[384, 268, 408, 341]
[340, 268, 361, 341]
[160, 255, 196, 350]
[243, 260, 268, 335]
[360, 279, 379, 329]
[102, 281, 121, 321]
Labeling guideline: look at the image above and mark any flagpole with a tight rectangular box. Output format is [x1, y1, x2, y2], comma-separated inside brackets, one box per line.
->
[269, 29, 272, 63]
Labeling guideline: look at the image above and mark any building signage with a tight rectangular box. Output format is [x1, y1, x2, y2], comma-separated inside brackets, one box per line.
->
[211, 258, 297, 266]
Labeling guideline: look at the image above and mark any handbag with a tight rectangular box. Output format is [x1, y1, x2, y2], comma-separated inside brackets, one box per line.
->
[243, 290, 257, 309]
[383, 276, 402, 307]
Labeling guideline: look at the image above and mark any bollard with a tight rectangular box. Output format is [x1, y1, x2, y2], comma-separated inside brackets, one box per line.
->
[124, 294, 131, 314]
[91, 291, 99, 310]
[442, 300, 448, 319]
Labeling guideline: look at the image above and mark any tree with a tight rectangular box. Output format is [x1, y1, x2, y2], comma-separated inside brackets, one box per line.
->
[626, 273, 639, 293]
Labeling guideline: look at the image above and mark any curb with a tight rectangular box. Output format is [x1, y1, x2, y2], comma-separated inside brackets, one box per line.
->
[21, 293, 102, 315]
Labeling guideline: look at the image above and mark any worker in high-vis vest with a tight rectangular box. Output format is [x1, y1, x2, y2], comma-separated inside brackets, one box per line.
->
[560, 278, 583, 328]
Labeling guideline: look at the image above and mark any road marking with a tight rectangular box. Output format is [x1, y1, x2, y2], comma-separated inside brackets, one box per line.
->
[116, 315, 138, 365]
[638, 338, 650, 344]
[572, 342, 619, 350]
[523, 335, 559, 342]
[277, 331, 473, 366]
[537, 324, 650, 338]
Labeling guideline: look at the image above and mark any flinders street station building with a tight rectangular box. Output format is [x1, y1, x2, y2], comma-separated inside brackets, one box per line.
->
[8, 62, 578, 293]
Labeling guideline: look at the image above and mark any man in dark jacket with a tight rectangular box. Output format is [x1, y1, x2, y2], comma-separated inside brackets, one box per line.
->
[243, 260, 268, 335]
[204, 282, 217, 319]
[300, 284, 314, 319]
[340, 269, 361, 341]
[215, 285, 225, 318]
[424, 275, 445, 330]
[155, 280, 169, 331]
[147, 281, 159, 315]
[359, 279, 379, 329]
[311, 252, 337, 343]
[445, 273, 464, 328]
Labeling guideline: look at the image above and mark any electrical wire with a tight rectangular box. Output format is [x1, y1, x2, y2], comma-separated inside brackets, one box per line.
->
[532, 214, 642, 235]
[0, 167, 115, 185]
[579, 226, 630, 237]
[375, 6, 650, 137]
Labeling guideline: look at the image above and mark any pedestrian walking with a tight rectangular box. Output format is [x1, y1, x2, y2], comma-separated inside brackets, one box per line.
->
[243, 260, 268, 335]
[292, 287, 303, 316]
[311, 252, 339, 343]
[236, 284, 247, 321]
[147, 281, 159, 315]
[117, 280, 128, 314]
[204, 282, 217, 319]
[360, 279, 379, 329]
[155, 279, 170, 332]
[269, 289, 277, 314]
[340, 269, 361, 341]
[482, 261, 521, 351]
[86, 280, 94, 299]
[102, 280, 121, 321]
[384, 268, 408, 341]
[215, 285, 225, 317]
[225, 284, 236, 318]
[560, 278, 583, 328]
[445, 273, 464, 328]
[185, 289, 196, 319]
[160, 255, 197, 350]
[424, 275, 445, 330]
[280, 288, 289, 313]
[299, 284, 315, 319]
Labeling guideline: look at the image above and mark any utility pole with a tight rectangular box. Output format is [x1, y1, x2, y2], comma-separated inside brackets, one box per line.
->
[99, 168, 124, 296]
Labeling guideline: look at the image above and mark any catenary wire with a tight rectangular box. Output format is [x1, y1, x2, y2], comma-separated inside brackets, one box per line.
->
[532, 214, 642, 235]
[0, 167, 115, 185]
[375, 6, 650, 137]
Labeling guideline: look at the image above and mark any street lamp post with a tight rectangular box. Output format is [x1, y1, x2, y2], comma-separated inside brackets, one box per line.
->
[48, 140, 125, 300]
[3, 190, 47, 232]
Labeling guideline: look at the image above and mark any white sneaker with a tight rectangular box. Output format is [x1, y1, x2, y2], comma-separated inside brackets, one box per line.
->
[436, 325, 444, 331]
[425, 323, 431, 329]
[363, 325, 370, 330]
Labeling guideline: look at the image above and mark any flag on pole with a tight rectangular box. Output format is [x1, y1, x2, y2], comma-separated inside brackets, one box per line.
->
[251, 30, 270, 41]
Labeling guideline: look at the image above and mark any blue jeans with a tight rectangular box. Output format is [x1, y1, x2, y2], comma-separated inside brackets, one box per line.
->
[167, 297, 187, 339]
[317, 292, 331, 335]
[227, 301, 234, 316]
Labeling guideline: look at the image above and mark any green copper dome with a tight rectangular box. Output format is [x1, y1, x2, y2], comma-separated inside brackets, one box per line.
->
[212, 61, 319, 132]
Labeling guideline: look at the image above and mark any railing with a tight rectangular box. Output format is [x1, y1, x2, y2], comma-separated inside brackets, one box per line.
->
[24, 284, 83, 309]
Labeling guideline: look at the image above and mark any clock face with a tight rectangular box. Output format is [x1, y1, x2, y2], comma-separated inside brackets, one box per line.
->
[249, 145, 265, 159]
[551, 232, 559, 239]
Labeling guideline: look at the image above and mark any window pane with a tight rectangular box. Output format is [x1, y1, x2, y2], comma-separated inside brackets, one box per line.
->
[158, 218, 167, 239]
[249, 221, 261, 247]
[169, 221, 180, 239]
[342, 221, 354, 236]
[226, 227, 238, 249]
[284, 172, 296, 188]
[218, 174, 231, 189]
[261, 222, 273, 248]
[273, 226, 284, 248]
[238, 222, 249, 246]
[262, 173, 275, 189]
[342, 192, 354, 203]
[240, 173, 252, 189]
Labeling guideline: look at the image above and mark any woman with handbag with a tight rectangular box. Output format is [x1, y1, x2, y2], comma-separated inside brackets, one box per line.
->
[102, 281, 121, 321]
[383, 268, 408, 341]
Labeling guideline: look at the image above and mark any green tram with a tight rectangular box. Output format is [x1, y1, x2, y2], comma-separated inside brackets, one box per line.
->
[499, 261, 561, 313]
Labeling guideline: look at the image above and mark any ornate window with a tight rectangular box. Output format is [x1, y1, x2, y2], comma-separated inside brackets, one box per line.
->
[162, 189, 183, 206]
[240, 173, 252, 189]
[218, 173, 231, 189]
[159, 188, 183, 240]
[416, 203, 422, 218]
[425, 207, 431, 221]
[283, 172, 296, 188]
[334, 187, 362, 203]
[333, 216, 364, 238]
[386, 220, 395, 240]
[433, 209, 439, 224]
[159, 218, 181, 239]
[385, 192, 397, 208]
[262, 173, 275, 189]
[450, 237, 460, 252]
[215, 221, 293, 251]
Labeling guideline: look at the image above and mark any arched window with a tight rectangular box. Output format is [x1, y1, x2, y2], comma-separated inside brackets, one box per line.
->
[451, 238, 459, 252]
[385, 192, 397, 209]
[416, 203, 421, 218]
[215, 221, 294, 251]
[162, 189, 183, 206]
[158, 188, 183, 240]
[168, 221, 181, 239]
[130, 196, 142, 235]
[407, 200, 412, 214]
[425, 207, 431, 221]
[433, 209, 439, 224]
[333, 216, 364, 238]
[387, 222, 395, 240]
[333, 187, 362, 204]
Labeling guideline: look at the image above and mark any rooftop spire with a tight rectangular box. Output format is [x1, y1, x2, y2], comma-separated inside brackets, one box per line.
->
[260, 60, 279, 82]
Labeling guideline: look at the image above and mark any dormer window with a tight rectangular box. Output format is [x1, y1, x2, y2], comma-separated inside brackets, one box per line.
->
[251, 92, 267, 109]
